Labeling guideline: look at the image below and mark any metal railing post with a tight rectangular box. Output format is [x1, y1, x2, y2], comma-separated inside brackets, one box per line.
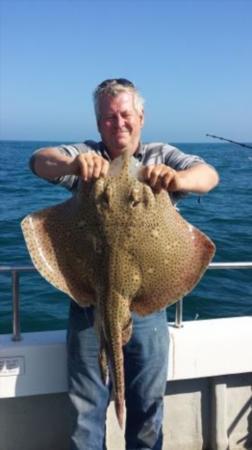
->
[175, 299, 184, 328]
[11, 270, 21, 341]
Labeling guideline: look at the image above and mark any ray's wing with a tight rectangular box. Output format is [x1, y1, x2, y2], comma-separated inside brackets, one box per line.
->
[21, 197, 97, 307]
[130, 202, 216, 316]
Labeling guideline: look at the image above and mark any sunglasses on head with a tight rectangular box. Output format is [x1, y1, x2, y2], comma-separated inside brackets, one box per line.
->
[97, 78, 135, 89]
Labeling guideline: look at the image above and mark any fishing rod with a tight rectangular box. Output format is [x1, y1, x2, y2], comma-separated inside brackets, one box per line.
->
[206, 133, 252, 150]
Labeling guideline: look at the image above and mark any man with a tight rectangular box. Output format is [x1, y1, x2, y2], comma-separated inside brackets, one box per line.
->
[30, 78, 219, 450]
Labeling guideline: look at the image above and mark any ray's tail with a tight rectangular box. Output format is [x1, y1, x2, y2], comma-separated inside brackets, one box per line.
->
[100, 340, 125, 428]
[115, 395, 124, 429]
[99, 333, 125, 428]
[108, 326, 125, 429]
[101, 288, 130, 429]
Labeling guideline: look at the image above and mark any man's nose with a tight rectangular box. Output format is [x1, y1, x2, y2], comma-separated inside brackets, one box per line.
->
[114, 114, 125, 128]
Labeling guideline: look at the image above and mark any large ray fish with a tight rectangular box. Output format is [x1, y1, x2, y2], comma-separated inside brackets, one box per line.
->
[21, 153, 215, 427]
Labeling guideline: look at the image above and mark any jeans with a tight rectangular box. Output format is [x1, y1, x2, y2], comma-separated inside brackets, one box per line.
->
[67, 301, 169, 450]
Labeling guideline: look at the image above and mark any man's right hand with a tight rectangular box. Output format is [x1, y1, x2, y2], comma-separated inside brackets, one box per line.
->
[73, 152, 110, 182]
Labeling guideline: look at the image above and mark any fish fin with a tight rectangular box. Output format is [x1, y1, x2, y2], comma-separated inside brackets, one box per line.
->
[99, 347, 109, 385]
[21, 198, 96, 307]
[122, 317, 133, 345]
[131, 226, 215, 316]
[98, 329, 109, 384]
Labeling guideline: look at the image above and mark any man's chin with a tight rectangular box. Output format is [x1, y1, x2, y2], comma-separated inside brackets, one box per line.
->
[114, 136, 129, 146]
[107, 142, 134, 159]
[112, 139, 130, 152]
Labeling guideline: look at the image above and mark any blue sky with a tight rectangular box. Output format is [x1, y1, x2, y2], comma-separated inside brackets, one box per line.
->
[1, 0, 251, 142]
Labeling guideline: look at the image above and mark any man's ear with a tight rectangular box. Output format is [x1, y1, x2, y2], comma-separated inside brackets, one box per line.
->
[140, 111, 145, 128]
[97, 119, 101, 133]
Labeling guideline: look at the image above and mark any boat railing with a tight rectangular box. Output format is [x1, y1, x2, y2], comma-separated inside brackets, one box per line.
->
[0, 262, 252, 341]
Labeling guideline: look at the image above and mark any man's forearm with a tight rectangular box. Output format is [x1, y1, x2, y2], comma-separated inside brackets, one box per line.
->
[175, 164, 219, 194]
[32, 148, 77, 180]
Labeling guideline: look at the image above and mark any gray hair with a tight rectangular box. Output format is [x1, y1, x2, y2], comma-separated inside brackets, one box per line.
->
[93, 80, 145, 121]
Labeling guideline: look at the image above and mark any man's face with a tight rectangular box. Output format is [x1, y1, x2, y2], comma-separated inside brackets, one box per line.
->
[97, 91, 144, 159]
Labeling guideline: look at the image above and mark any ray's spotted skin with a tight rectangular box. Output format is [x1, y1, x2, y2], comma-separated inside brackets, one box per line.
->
[21, 152, 215, 427]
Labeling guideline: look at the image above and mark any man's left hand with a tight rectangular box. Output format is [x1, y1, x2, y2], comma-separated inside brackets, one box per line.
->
[141, 164, 179, 193]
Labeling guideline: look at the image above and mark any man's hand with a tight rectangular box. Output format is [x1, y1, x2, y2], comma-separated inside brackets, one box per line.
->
[74, 152, 110, 182]
[141, 163, 219, 194]
[32, 148, 110, 182]
[141, 164, 179, 193]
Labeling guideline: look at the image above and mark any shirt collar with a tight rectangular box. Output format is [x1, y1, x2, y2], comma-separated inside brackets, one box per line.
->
[134, 142, 145, 162]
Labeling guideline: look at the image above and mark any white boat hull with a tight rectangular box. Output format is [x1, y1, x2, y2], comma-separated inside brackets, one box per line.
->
[1, 317, 252, 450]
